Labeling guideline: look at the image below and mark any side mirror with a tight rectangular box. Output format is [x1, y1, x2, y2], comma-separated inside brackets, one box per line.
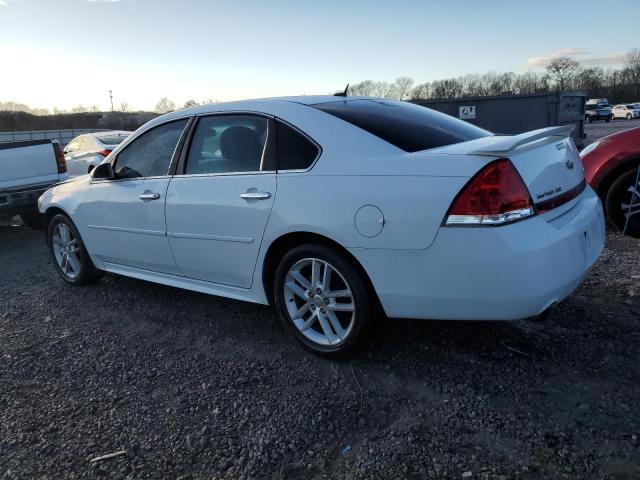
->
[92, 162, 115, 180]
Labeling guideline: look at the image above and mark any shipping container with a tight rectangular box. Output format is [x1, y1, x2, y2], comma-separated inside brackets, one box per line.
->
[412, 92, 586, 148]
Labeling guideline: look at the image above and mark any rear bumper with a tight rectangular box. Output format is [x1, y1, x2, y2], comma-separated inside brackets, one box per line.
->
[0, 183, 54, 214]
[351, 187, 605, 320]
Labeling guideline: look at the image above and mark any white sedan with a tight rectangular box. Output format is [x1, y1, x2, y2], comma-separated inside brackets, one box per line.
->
[38, 97, 605, 357]
[64, 131, 132, 176]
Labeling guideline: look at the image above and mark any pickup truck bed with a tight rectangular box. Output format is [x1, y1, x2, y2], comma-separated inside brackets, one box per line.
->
[0, 139, 67, 227]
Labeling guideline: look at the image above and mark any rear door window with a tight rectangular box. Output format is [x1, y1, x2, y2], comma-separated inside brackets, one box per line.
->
[184, 115, 270, 175]
[312, 99, 490, 152]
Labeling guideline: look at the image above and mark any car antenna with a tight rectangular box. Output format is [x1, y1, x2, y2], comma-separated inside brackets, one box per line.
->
[334, 84, 349, 97]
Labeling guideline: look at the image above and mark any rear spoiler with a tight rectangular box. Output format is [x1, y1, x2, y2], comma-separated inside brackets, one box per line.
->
[470, 125, 575, 156]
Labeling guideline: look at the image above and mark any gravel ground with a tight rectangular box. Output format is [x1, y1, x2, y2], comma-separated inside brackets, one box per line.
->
[1, 221, 639, 480]
[584, 118, 640, 144]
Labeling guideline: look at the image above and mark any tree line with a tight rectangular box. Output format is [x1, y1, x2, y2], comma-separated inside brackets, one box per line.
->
[350, 48, 640, 103]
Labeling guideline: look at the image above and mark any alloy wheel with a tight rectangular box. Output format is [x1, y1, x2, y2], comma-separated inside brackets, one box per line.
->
[621, 175, 640, 229]
[283, 258, 355, 346]
[52, 223, 81, 279]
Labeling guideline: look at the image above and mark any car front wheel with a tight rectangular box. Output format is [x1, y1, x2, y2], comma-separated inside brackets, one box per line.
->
[605, 167, 640, 238]
[274, 244, 372, 357]
[47, 213, 103, 285]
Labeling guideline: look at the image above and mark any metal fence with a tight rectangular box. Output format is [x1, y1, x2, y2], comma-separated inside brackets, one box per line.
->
[0, 129, 108, 147]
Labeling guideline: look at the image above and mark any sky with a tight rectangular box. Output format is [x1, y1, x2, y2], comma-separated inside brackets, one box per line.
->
[0, 0, 638, 112]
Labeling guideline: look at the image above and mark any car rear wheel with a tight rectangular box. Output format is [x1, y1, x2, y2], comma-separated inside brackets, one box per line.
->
[605, 167, 640, 238]
[273, 244, 372, 357]
[627, 113, 632, 120]
[47, 213, 103, 285]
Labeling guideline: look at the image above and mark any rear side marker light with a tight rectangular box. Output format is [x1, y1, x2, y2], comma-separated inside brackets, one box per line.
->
[97, 149, 112, 157]
[53, 143, 67, 174]
[444, 158, 535, 226]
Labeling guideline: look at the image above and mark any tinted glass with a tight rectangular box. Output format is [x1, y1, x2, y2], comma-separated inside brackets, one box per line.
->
[185, 115, 268, 174]
[312, 99, 490, 152]
[276, 121, 319, 170]
[114, 119, 187, 179]
[98, 134, 129, 146]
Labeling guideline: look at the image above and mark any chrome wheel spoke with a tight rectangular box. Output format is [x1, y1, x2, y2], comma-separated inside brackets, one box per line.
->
[311, 259, 321, 289]
[68, 253, 81, 273]
[285, 281, 308, 301]
[324, 289, 350, 299]
[289, 270, 311, 290]
[326, 311, 346, 340]
[321, 264, 332, 291]
[293, 302, 311, 320]
[330, 302, 354, 312]
[301, 311, 318, 331]
[317, 313, 338, 344]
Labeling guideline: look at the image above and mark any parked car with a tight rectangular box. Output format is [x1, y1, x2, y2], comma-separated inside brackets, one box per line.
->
[38, 97, 605, 356]
[580, 126, 640, 237]
[64, 131, 131, 176]
[0, 139, 67, 228]
[612, 104, 640, 120]
[585, 103, 612, 123]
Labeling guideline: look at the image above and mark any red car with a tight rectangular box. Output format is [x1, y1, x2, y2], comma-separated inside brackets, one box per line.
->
[580, 127, 640, 238]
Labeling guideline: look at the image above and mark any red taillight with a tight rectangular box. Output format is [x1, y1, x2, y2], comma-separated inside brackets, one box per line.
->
[53, 143, 67, 174]
[445, 158, 535, 226]
[97, 149, 112, 157]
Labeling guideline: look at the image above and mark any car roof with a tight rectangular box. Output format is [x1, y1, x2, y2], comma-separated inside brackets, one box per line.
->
[159, 95, 371, 117]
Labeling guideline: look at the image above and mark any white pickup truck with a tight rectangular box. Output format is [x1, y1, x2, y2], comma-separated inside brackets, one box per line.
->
[0, 139, 68, 228]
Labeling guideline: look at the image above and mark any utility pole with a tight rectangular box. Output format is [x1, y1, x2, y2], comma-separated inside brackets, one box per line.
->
[109, 90, 114, 111]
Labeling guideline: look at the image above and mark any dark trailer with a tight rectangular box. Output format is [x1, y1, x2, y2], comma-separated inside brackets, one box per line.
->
[411, 92, 586, 148]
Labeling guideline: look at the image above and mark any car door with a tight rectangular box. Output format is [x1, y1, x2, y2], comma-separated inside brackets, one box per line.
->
[64, 138, 87, 176]
[165, 114, 276, 288]
[76, 118, 191, 275]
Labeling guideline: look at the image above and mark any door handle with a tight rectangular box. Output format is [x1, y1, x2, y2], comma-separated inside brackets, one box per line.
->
[139, 192, 161, 201]
[240, 191, 271, 200]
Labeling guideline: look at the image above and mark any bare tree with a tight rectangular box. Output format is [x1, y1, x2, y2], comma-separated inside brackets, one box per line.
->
[183, 99, 199, 109]
[155, 97, 176, 114]
[546, 56, 581, 91]
[393, 77, 414, 100]
[120, 101, 130, 112]
[624, 48, 640, 96]
[71, 105, 87, 113]
[411, 82, 431, 99]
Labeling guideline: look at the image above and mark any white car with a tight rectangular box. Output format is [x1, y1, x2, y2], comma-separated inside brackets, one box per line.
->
[64, 131, 131, 176]
[38, 97, 605, 356]
[612, 104, 640, 120]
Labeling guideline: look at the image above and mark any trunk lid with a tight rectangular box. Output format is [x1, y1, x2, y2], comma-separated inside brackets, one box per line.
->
[432, 126, 586, 213]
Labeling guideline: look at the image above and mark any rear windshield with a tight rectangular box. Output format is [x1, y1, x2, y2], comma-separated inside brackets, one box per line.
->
[312, 99, 490, 152]
[98, 134, 129, 146]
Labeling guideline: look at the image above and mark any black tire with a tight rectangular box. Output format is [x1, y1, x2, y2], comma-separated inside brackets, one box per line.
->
[605, 117, 611, 123]
[273, 244, 373, 358]
[46, 213, 103, 285]
[19, 207, 45, 230]
[585, 115, 591, 124]
[627, 113, 632, 120]
[605, 167, 640, 238]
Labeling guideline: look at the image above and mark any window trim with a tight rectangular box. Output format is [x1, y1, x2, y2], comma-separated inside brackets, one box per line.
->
[94, 116, 193, 183]
[272, 117, 323, 174]
[176, 111, 276, 178]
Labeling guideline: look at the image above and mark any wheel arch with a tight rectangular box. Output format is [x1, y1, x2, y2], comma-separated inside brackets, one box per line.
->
[261, 231, 383, 313]
[593, 154, 640, 201]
